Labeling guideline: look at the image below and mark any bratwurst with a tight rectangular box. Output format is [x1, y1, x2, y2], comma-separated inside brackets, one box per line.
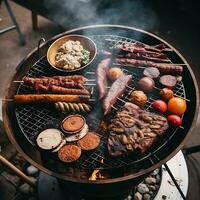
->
[96, 58, 111, 100]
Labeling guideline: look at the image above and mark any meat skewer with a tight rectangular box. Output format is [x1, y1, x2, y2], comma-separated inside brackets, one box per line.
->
[14, 94, 90, 103]
[96, 58, 111, 100]
[103, 75, 132, 115]
[117, 52, 170, 63]
[116, 58, 183, 74]
[23, 77, 85, 88]
[49, 85, 90, 95]
[105, 38, 172, 52]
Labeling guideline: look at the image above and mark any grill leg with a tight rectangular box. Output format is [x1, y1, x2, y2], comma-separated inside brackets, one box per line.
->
[31, 11, 38, 30]
[164, 163, 186, 200]
[2, 0, 25, 45]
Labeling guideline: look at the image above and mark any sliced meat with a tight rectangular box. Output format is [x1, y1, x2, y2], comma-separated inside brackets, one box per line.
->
[159, 75, 177, 89]
[143, 67, 160, 79]
[103, 75, 132, 115]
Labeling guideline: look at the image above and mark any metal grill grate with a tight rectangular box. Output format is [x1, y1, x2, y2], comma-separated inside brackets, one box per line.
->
[15, 35, 187, 170]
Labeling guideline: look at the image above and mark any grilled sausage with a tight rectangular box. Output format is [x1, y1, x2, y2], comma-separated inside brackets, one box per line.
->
[55, 102, 91, 113]
[14, 94, 90, 103]
[96, 58, 111, 100]
[159, 75, 177, 89]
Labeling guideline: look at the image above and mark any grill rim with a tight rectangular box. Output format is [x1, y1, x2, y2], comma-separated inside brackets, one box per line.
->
[3, 24, 199, 184]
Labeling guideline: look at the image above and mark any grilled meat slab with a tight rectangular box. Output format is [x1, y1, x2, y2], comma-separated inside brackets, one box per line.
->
[107, 102, 169, 157]
[103, 75, 132, 115]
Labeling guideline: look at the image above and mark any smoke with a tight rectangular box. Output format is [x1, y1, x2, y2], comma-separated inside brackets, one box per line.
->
[44, 0, 158, 31]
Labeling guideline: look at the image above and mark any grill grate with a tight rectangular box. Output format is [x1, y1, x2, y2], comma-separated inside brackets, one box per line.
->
[15, 35, 187, 170]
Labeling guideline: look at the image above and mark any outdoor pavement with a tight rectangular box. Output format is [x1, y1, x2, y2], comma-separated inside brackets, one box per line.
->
[0, 1, 200, 200]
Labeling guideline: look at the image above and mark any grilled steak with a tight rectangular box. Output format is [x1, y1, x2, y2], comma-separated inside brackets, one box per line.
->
[107, 102, 169, 157]
[103, 75, 132, 115]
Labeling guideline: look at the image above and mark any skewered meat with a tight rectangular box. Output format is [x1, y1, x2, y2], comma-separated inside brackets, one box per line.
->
[159, 75, 177, 89]
[138, 77, 155, 93]
[115, 42, 164, 54]
[143, 67, 160, 79]
[14, 94, 90, 103]
[23, 76, 89, 94]
[120, 53, 169, 63]
[49, 85, 90, 95]
[24, 75, 86, 84]
[116, 58, 183, 74]
[107, 102, 169, 157]
[96, 58, 111, 100]
[103, 75, 132, 115]
[55, 102, 91, 113]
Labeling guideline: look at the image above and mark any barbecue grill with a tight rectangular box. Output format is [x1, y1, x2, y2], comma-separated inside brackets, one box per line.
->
[2, 25, 199, 200]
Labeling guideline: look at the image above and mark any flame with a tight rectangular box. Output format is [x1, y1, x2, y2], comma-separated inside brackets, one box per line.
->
[89, 158, 108, 180]
[89, 169, 108, 180]
[89, 169, 100, 181]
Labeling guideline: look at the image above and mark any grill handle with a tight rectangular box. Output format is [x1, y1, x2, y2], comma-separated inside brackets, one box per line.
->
[37, 37, 46, 59]
[0, 155, 37, 187]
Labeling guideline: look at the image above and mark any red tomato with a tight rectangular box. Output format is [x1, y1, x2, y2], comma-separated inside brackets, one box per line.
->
[167, 115, 182, 127]
[152, 100, 167, 113]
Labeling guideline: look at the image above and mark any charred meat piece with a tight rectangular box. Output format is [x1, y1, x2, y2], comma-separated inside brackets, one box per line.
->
[116, 58, 183, 74]
[103, 75, 132, 115]
[96, 58, 111, 100]
[107, 102, 168, 157]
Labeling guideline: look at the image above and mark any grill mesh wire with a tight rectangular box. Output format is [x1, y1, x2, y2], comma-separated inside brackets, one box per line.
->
[15, 35, 186, 170]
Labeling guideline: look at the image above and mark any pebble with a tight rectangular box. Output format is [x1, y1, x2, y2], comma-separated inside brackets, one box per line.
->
[143, 193, 151, 200]
[149, 191, 154, 195]
[151, 168, 159, 176]
[145, 177, 156, 185]
[156, 174, 161, 183]
[1, 171, 20, 186]
[19, 183, 31, 194]
[26, 165, 39, 176]
[137, 183, 149, 194]
[148, 185, 156, 191]
[134, 192, 142, 200]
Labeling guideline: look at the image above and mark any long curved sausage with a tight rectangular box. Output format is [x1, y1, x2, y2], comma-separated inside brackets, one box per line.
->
[96, 58, 111, 100]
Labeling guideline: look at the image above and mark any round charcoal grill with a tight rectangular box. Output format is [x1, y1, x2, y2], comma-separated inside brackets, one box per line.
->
[2, 25, 199, 199]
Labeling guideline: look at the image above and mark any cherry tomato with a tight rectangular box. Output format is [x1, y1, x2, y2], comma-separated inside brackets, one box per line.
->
[152, 100, 167, 113]
[168, 97, 186, 115]
[167, 114, 182, 127]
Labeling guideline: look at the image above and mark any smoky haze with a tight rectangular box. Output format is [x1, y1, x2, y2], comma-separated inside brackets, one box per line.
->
[43, 0, 158, 31]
